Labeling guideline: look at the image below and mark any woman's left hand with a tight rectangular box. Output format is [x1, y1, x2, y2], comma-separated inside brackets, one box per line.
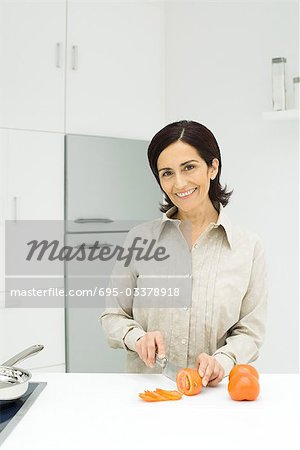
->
[196, 353, 225, 387]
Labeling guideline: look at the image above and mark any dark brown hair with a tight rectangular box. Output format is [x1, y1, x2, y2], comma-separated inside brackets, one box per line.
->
[147, 120, 233, 213]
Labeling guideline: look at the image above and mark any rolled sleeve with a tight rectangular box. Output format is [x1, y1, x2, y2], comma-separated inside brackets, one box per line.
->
[213, 352, 235, 377]
[123, 327, 146, 352]
[99, 229, 145, 352]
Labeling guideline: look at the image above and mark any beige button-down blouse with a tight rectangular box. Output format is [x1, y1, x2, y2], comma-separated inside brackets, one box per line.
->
[99, 205, 268, 377]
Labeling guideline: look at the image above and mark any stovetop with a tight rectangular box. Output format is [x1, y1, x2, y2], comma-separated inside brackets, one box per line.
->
[0, 382, 47, 446]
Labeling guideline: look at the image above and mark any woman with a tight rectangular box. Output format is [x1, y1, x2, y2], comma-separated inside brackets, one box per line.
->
[100, 120, 268, 387]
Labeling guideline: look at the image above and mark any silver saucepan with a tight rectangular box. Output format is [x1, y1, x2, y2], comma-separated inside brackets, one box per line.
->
[0, 344, 44, 401]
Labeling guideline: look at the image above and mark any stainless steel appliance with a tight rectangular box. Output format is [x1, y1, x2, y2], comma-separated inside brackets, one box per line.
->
[65, 134, 162, 372]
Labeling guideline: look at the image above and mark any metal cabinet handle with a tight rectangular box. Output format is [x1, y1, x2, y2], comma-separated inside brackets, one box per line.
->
[56, 42, 62, 68]
[74, 218, 114, 224]
[74, 243, 114, 249]
[72, 45, 78, 70]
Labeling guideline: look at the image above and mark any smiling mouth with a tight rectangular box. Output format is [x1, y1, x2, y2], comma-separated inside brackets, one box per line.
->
[175, 187, 197, 198]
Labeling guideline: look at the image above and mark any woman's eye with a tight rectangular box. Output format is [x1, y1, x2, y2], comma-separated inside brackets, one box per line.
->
[161, 165, 195, 177]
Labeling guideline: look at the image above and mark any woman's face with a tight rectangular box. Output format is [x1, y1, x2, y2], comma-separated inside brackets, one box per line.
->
[157, 141, 219, 212]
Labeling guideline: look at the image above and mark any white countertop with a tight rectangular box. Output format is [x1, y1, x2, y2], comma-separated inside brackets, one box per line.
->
[1, 373, 299, 450]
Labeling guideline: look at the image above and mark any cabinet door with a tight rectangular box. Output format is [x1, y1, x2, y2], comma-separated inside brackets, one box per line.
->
[6, 130, 64, 220]
[66, 1, 165, 139]
[0, 0, 66, 132]
[0, 129, 65, 371]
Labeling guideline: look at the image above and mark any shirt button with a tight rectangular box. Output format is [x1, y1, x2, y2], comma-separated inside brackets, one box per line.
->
[194, 243, 199, 248]
[181, 339, 187, 345]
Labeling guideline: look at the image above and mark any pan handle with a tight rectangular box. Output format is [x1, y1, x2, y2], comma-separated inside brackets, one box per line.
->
[2, 344, 44, 367]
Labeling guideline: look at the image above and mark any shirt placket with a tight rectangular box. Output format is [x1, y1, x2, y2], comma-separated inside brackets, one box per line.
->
[167, 223, 192, 368]
[188, 225, 217, 365]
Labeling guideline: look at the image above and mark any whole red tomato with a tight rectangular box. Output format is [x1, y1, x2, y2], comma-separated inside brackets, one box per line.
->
[228, 373, 260, 401]
[229, 364, 259, 382]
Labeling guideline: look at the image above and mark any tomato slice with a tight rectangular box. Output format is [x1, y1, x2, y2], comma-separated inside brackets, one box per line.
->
[139, 388, 183, 402]
[143, 390, 168, 401]
[139, 393, 159, 402]
[155, 389, 183, 400]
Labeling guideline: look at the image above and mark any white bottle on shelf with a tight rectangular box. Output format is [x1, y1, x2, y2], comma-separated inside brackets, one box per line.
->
[272, 57, 287, 111]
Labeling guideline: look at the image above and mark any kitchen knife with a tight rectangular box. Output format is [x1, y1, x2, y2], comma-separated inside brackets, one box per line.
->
[155, 355, 181, 382]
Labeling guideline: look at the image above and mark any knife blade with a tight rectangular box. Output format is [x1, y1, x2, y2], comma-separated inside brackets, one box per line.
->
[155, 355, 181, 382]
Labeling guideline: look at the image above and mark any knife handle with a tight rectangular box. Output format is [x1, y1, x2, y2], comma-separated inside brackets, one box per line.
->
[155, 355, 167, 369]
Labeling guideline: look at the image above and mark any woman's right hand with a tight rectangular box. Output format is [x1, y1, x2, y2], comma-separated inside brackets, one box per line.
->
[135, 331, 165, 368]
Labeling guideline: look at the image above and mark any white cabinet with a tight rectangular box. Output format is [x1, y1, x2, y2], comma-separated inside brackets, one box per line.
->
[0, 129, 65, 371]
[0, 0, 66, 132]
[0, 1, 165, 138]
[66, 1, 165, 139]
[5, 130, 64, 220]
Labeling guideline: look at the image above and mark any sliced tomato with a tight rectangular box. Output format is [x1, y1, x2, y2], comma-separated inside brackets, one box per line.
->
[139, 388, 183, 402]
[143, 390, 168, 401]
[155, 389, 183, 400]
[176, 368, 203, 396]
[139, 393, 159, 402]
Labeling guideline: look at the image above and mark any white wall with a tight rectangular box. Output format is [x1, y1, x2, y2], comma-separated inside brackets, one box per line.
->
[1, 1, 298, 374]
[164, 1, 299, 373]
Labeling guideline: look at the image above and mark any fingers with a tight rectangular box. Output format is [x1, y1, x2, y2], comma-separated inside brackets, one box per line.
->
[196, 353, 224, 387]
[207, 372, 224, 387]
[135, 331, 165, 368]
[147, 337, 156, 367]
[141, 341, 149, 366]
[207, 366, 225, 387]
[202, 360, 215, 387]
[155, 332, 165, 359]
[197, 353, 210, 384]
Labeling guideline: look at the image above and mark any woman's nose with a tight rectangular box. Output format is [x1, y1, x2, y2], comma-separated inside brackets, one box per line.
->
[174, 173, 188, 189]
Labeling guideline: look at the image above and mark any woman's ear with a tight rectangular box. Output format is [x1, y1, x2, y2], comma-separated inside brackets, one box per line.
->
[210, 158, 219, 180]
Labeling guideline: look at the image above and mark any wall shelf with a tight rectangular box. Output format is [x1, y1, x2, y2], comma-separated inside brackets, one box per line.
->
[262, 110, 299, 121]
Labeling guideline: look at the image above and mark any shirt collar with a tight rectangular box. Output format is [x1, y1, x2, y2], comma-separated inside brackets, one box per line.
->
[157, 204, 233, 249]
